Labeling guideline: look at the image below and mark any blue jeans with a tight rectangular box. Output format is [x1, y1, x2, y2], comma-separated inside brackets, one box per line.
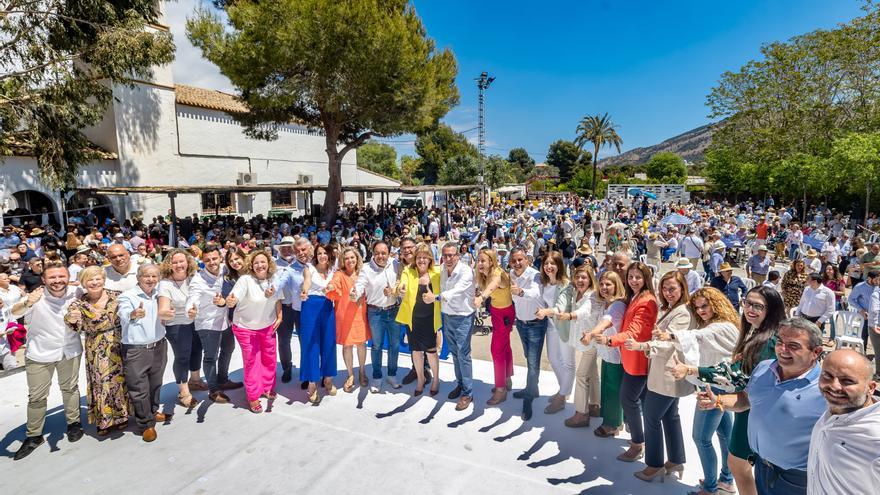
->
[692, 403, 734, 493]
[368, 306, 400, 379]
[788, 244, 800, 260]
[754, 456, 808, 495]
[515, 318, 547, 399]
[442, 312, 475, 396]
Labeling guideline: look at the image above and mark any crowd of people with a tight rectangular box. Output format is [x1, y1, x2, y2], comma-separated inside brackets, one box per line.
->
[1, 195, 879, 495]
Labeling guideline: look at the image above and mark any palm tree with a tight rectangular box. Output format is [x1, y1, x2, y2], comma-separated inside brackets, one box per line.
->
[574, 113, 623, 196]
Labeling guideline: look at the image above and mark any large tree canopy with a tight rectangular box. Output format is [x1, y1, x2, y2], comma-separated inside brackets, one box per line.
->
[0, 0, 175, 188]
[356, 141, 399, 180]
[645, 152, 687, 184]
[187, 0, 458, 221]
[414, 123, 477, 185]
[704, 3, 880, 211]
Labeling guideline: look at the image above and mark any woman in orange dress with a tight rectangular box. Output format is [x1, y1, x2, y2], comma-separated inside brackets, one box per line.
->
[325, 246, 371, 392]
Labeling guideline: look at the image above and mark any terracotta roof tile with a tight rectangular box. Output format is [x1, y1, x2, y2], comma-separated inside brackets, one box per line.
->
[1, 132, 117, 160]
[175, 84, 249, 114]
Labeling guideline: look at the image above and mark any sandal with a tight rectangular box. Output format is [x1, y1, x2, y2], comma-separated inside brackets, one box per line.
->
[343, 375, 356, 393]
[97, 428, 110, 436]
[262, 391, 277, 400]
[308, 388, 321, 405]
[116, 420, 129, 430]
[177, 394, 199, 408]
[248, 400, 263, 414]
[594, 425, 620, 438]
[324, 379, 337, 396]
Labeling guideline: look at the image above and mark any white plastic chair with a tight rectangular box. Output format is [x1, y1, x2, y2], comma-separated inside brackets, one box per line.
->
[833, 310, 865, 354]
[639, 254, 647, 264]
[743, 278, 757, 291]
[646, 264, 660, 277]
[789, 307, 799, 318]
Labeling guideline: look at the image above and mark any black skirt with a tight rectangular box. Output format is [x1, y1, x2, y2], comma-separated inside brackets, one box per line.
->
[408, 284, 436, 352]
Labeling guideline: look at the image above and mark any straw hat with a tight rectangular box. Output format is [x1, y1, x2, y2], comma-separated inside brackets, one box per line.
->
[675, 259, 693, 269]
[806, 249, 818, 258]
[719, 262, 734, 272]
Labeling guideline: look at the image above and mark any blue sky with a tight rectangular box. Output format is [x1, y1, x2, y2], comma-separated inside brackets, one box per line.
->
[166, 0, 866, 162]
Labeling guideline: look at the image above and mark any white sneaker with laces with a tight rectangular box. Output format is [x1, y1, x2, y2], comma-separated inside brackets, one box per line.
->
[370, 379, 382, 394]
[385, 376, 401, 389]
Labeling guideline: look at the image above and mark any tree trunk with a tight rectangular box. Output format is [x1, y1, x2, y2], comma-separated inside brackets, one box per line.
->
[323, 133, 343, 224]
[591, 142, 600, 197]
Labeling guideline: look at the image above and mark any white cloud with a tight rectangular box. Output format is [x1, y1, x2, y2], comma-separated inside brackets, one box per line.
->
[164, 0, 234, 92]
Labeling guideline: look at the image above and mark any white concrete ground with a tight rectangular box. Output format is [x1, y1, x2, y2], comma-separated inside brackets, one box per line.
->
[0, 344, 715, 495]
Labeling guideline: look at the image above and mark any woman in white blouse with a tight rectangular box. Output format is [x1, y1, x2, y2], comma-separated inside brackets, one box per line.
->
[661, 287, 740, 495]
[157, 249, 204, 408]
[626, 270, 693, 482]
[299, 244, 338, 405]
[583, 270, 628, 437]
[226, 250, 283, 414]
[534, 251, 574, 415]
[539, 262, 603, 426]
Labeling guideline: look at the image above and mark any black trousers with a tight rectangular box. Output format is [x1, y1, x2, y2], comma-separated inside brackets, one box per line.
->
[620, 371, 648, 444]
[123, 340, 168, 431]
[197, 327, 236, 392]
[277, 305, 301, 372]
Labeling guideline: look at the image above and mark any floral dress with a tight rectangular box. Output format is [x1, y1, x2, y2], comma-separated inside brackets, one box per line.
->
[780, 270, 808, 311]
[64, 290, 129, 430]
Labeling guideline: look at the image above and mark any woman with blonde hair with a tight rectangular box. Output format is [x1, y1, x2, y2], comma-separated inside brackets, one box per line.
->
[325, 246, 371, 392]
[157, 248, 204, 408]
[226, 250, 283, 413]
[781, 258, 808, 312]
[538, 262, 603, 425]
[395, 243, 441, 396]
[583, 270, 628, 437]
[64, 265, 129, 435]
[661, 287, 740, 495]
[299, 244, 338, 404]
[474, 247, 514, 405]
[626, 270, 692, 482]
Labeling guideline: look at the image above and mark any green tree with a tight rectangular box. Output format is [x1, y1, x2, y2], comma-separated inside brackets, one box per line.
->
[0, 1, 175, 188]
[574, 113, 623, 196]
[832, 132, 880, 217]
[187, 0, 458, 222]
[357, 141, 399, 179]
[414, 123, 478, 184]
[485, 154, 514, 189]
[438, 154, 478, 185]
[507, 147, 535, 181]
[545, 139, 581, 182]
[645, 152, 687, 183]
[399, 155, 422, 185]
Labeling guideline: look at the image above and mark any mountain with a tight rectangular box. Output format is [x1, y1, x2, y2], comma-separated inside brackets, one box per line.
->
[597, 122, 717, 167]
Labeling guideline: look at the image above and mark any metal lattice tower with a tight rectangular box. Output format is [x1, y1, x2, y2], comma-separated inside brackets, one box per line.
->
[476, 71, 494, 201]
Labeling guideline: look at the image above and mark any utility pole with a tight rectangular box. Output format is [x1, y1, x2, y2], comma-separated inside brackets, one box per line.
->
[476, 71, 495, 206]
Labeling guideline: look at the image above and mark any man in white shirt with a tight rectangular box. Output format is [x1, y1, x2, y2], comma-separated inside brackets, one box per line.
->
[680, 228, 704, 270]
[118, 264, 168, 442]
[104, 244, 139, 292]
[807, 349, 880, 494]
[11, 262, 83, 460]
[188, 246, 242, 403]
[676, 258, 704, 294]
[352, 240, 402, 393]
[804, 249, 821, 275]
[425, 241, 476, 411]
[67, 246, 90, 285]
[272, 236, 307, 385]
[797, 273, 835, 334]
[508, 246, 547, 421]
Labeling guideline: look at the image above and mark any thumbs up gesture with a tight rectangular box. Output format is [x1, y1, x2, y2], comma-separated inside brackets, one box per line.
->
[67, 306, 83, 325]
[580, 330, 594, 346]
[226, 293, 238, 308]
[422, 287, 436, 304]
[27, 287, 44, 307]
[697, 385, 718, 410]
[187, 304, 198, 319]
[667, 353, 690, 380]
[131, 301, 146, 320]
[264, 285, 276, 298]
[349, 287, 359, 302]
[382, 283, 393, 297]
[624, 337, 643, 351]
[213, 292, 225, 306]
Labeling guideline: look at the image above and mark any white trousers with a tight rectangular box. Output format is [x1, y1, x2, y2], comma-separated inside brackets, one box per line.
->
[546, 326, 576, 396]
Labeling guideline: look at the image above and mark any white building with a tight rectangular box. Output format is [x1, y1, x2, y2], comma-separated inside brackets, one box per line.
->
[0, 13, 400, 225]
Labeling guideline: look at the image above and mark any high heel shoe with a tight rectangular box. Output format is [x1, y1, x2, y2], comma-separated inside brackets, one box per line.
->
[634, 467, 666, 483]
[343, 375, 355, 393]
[177, 394, 199, 408]
[663, 463, 684, 480]
[324, 379, 337, 396]
[616, 443, 644, 462]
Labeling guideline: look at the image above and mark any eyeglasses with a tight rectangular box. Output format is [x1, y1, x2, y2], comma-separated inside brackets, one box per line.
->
[743, 301, 766, 312]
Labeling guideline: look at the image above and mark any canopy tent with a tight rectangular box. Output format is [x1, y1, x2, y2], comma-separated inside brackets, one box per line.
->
[660, 213, 694, 225]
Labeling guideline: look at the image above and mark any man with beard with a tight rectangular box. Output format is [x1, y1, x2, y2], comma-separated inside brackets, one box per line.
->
[806, 349, 880, 494]
[11, 261, 83, 460]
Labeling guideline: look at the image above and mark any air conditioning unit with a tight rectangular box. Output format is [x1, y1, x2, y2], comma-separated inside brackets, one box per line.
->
[237, 172, 257, 185]
[298, 174, 313, 185]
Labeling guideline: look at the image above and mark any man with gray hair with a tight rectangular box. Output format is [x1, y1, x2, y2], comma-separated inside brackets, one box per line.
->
[272, 236, 311, 386]
[698, 318, 826, 495]
[424, 241, 476, 410]
[807, 349, 880, 494]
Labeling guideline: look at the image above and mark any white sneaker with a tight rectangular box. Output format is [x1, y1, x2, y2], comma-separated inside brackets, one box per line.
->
[370, 379, 382, 394]
[385, 376, 401, 389]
